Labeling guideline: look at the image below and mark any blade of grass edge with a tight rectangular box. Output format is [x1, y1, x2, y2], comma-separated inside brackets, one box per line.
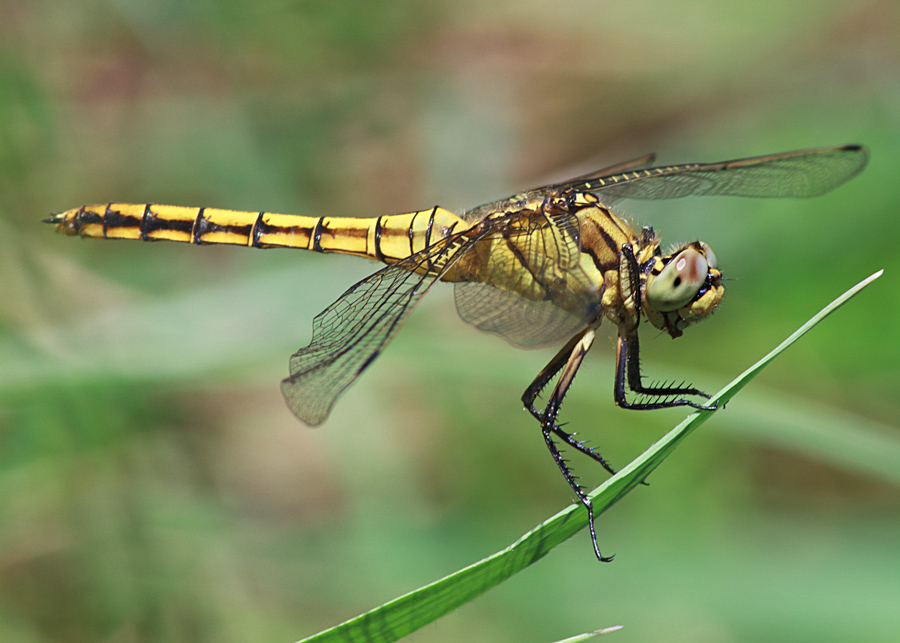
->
[297, 270, 883, 643]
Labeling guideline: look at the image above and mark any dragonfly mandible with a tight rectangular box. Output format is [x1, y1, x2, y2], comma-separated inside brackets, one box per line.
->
[46, 144, 868, 561]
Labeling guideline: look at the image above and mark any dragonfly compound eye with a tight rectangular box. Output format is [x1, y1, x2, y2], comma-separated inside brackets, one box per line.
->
[699, 241, 717, 269]
[646, 248, 709, 312]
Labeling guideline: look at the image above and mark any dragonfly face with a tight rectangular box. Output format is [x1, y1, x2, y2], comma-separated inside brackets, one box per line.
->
[46, 144, 868, 562]
[643, 241, 724, 338]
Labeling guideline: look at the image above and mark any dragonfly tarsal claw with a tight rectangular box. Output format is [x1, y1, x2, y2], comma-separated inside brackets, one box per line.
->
[689, 398, 720, 412]
[586, 502, 614, 563]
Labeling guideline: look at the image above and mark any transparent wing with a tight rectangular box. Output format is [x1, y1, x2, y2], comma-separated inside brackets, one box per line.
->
[454, 281, 587, 348]
[281, 231, 471, 426]
[462, 154, 657, 225]
[453, 210, 600, 347]
[544, 153, 657, 185]
[566, 145, 868, 203]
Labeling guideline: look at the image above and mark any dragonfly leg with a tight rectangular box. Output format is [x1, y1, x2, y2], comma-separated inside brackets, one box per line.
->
[521, 331, 588, 421]
[617, 243, 717, 411]
[542, 424, 613, 563]
[523, 329, 618, 475]
[614, 331, 717, 411]
[529, 329, 614, 562]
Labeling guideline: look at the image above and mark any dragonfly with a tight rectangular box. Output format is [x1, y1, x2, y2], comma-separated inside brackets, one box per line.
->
[46, 144, 868, 561]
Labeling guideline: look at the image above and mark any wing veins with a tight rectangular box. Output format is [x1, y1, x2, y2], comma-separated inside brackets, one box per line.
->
[280, 226, 483, 425]
[563, 145, 868, 203]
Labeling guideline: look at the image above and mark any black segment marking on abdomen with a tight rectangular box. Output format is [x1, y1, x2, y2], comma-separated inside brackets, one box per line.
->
[192, 208, 208, 244]
[141, 208, 193, 238]
[408, 211, 418, 258]
[251, 212, 265, 247]
[102, 204, 143, 239]
[140, 204, 152, 241]
[311, 217, 324, 252]
[425, 206, 437, 248]
[374, 216, 384, 261]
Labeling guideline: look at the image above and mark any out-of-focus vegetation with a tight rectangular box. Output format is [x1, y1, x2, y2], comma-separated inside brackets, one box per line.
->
[1, 1, 898, 641]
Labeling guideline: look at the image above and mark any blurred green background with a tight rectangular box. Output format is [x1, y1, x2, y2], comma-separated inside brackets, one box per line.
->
[1, 1, 899, 641]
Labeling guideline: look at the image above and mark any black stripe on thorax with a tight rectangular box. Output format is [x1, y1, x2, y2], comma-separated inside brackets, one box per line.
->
[581, 246, 607, 274]
[586, 217, 623, 268]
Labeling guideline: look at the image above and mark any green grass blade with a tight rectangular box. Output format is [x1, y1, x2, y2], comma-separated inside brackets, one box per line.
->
[297, 270, 883, 643]
[550, 626, 624, 642]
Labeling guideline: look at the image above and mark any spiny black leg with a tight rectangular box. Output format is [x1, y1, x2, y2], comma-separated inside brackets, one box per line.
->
[550, 422, 617, 477]
[542, 427, 612, 562]
[620, 243, 642, 317]
[525, 329, 618, 474]
[614, 333, 717, 411]
[624, 331, 709, 399]
[522, 331, 586, 421]
[531, 329, 614, 561]
[617, 244, 717, 411]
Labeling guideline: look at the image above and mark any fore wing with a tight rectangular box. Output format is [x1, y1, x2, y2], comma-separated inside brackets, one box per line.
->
[549, 153, 657, 184]
[567, 145, 868, 203]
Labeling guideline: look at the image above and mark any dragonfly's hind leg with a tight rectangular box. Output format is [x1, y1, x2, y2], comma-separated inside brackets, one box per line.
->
[541, 423, 612, 563]
[522, 330, 585, 420]
[522, 329, 617, 476]
[524, 328, 614, 562]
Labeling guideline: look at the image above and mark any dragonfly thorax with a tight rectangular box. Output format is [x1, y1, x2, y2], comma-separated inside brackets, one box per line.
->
[642, 241, 724, 338]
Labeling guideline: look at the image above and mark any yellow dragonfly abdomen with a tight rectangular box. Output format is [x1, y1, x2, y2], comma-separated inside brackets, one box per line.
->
[48, 202, 466, 265]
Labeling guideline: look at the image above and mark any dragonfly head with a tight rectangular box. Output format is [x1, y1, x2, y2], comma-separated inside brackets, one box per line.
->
[643, 241, 724, 338]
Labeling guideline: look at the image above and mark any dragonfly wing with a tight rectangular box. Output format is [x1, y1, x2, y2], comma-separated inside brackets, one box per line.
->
[281, 233, 469, 426]
[454, 281, 587, 348]
[572, 145, 868, 203]
[551, 153, 657, 184]
[453, 211, 599, 347]
[545, 208, 582, 271]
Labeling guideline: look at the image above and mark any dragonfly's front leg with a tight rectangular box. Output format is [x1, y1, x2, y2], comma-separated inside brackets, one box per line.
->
[616, 244, 716, 412]
[614, 329, 717, 411]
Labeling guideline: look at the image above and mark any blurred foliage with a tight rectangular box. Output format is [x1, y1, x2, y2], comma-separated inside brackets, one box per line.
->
[1, 0, 898, 641]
